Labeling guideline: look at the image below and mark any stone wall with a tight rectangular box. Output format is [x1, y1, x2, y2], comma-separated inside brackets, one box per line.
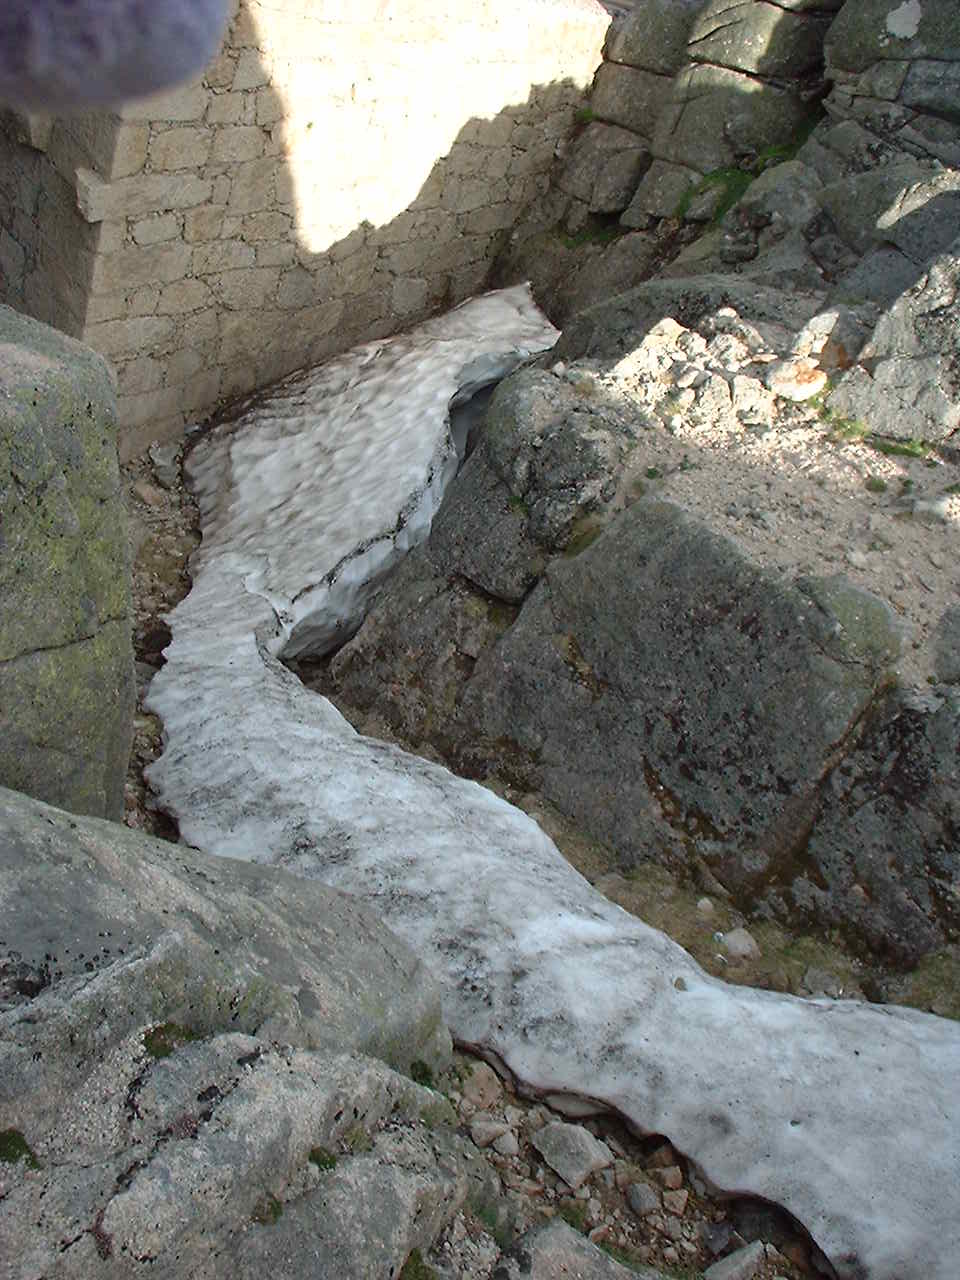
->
[0, 112, 102, 335]
[0, 0, 607, 456]
[552, 0, 844, 231]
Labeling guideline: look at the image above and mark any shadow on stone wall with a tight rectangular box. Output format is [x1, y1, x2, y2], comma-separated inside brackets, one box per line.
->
[0, 0, 852, 453]
[0, 0, 603, 453]
[204, 79, 584, 409]
[0, 113, 100, 336]
[195, 0, 833, 428]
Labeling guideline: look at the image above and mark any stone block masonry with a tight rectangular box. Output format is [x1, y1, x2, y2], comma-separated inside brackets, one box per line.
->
[547, 0, 844, 232]
[0, 0, 607, 457]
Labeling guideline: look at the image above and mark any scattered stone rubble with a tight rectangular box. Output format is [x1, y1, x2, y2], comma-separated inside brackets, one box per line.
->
[424, 1054, 810, 1280]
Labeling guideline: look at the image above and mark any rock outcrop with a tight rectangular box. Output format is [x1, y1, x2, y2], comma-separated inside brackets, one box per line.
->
[326, 312, 958, 967]
[452, 0, 960, 963]
[0, 306, 134, 820]
[0, 784, 474, 1280]
[506, 0, 960, 335]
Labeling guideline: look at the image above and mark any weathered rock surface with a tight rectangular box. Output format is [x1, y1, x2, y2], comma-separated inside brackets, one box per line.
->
[0, 784, 450, 1085]
[530, 1122, 613, 1190]
[559, 122, 652, 212]
[622, 0, 826, 227]
[537, 0, 960, 313]
[0, 784, 477, 1279]
[555, 274, 824, 359]
[650, 62, 814, 179]
[498, 1218, 666, 1279]
[1, 1029, 482, 1280]
[797, 687, 960, 963]
[603, 0, 704, 77]
[688, 0, 834, 79]
[0, 306, 134, 820]
[215, 1118, 492, 1280]
[704, 1240, 768, 1280]
[591, 62, 676, 137]
[825, 0, 960, 75]
[435, 367, 633, 599]
[936, 606, 960, 685]
[659, 0, 960, 291]
[826, 231, 960, 442]
[504, 0, 704, 259]
[332, 479, 957, 966]
[621, 157, 704, 222]
[492, 224, 666, 322]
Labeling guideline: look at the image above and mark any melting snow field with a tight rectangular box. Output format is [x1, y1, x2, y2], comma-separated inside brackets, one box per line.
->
[146, 285, 960, 1280]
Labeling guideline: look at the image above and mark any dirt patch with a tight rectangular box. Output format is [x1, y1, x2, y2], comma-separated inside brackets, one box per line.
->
[122, 445, 200, 841]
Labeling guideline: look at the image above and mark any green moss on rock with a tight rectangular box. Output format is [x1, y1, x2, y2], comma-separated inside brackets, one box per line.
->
[0, 305, 133, 819]
[399, 1249, 438, 1280]
[0, 1128, 40, 1168]
[250, 1192, 283, 1226]
[308, 1146, 338, 1171]
[143, 1022, 201, 1059]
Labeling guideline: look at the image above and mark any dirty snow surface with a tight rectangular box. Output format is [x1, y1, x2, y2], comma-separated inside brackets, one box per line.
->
[146, 285, 960, 1280]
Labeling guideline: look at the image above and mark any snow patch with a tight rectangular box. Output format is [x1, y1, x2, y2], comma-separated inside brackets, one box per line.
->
[146, 285, 960, 1280]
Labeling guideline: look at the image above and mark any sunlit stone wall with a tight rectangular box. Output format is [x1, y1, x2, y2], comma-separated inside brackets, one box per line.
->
[0, 0, 607, 456]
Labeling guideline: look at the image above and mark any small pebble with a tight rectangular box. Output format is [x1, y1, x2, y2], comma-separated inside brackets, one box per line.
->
[722, 927, 760, 960]
[653, 1166, 684, 1191]
[462, 1061, 503, 1110]
[493, 1130, 520, 1157]
[646, 1142, 676, 1169]
[133, 480, 165, 507]
[663, 1188, 689, 1215]
[470, 1117, 509, 1149]
[914, 496, 949, 524]
[627, 1180, 661, 1217]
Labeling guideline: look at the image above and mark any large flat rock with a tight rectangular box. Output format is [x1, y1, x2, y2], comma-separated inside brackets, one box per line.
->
[0, 785, 450, 1107]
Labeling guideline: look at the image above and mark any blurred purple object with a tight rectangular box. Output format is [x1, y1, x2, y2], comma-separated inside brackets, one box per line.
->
[0, 0, 231, 111]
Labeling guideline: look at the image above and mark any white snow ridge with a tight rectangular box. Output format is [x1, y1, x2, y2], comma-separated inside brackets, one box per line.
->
[146, 285, 960, 1280]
